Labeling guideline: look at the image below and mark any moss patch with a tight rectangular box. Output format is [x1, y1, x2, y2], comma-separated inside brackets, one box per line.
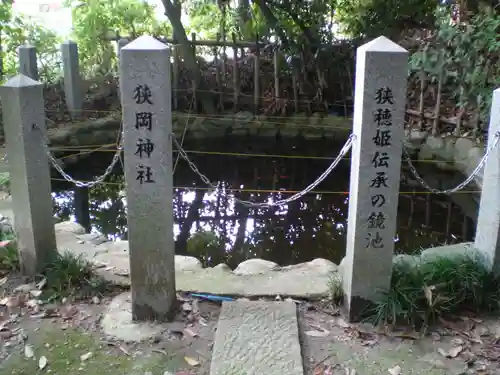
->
[1, 324, 183, 375]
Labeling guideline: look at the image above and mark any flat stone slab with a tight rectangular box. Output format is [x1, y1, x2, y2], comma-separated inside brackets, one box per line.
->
[50, 220, 338, 299]
[210, 301, 303, 375]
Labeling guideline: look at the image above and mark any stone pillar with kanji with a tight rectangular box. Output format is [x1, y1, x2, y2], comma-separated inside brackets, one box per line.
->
[119, 35, 176, 322]
[342, 36, 409, 321]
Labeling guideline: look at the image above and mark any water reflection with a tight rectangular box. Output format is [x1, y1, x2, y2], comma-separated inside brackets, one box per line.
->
[52, 153, 476, 269]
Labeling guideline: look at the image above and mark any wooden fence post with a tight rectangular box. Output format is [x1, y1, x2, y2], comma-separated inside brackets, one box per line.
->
[232, 33, 240, 110]
[191, 32, 197, 111]
[253, 35, 260, 114]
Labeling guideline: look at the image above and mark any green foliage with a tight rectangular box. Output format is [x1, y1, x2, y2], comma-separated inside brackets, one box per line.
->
[335, 0, 438, 39]
[0, 240, 18, 272]
[186, 0, 225, 39]
[368, 254, 500, 328]
[0, 172, 10, 193]
[0, 220, 17, 272]
[410, 7, 500, 124]
[0, 0, 61, 82]
[66, 0, 171, 77]
[186, 230, 226, 267]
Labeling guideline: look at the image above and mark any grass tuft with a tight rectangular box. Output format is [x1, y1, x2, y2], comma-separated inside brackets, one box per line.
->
[367, 253, 500, 328]
[327, 270, 343, 304]
[0, 229, 18, 273]
[40, 250, 110, 300]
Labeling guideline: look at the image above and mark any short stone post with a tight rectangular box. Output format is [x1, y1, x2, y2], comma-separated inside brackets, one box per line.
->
[0, 75, 57, 275]
[18, 45, 38, 80]
[117, 38, 129, 56]
[342, 36, 409, 321]
[474, 88, 500, 273]
[117, 39, 129, 103]
[61, 41, 83, 119]
[120, 36, 176, 321]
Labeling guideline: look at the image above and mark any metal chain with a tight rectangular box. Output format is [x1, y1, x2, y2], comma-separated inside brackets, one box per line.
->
[403, 131, 500, 194]
[172, 133, 356, 207]
[35, 124, 123, 188]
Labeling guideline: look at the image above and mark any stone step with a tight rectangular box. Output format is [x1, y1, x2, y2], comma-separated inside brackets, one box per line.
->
[209, 301, 304, 375]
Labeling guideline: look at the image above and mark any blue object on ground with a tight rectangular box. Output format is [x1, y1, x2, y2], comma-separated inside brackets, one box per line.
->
[191, 293, 234, 302]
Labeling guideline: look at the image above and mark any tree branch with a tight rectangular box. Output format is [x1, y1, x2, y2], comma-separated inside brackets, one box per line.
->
[252, 0, 289, 47]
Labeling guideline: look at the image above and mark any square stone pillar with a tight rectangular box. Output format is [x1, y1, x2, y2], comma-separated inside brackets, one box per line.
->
[342, 36, 409, 321]
[119, 36, 176, 322]
[0, 75, 57, 275]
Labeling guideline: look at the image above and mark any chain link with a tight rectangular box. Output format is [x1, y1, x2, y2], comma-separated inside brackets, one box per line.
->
[403, 131, 500, 194]
[172, 133, 356, 207]
[35, 124, 123, 188]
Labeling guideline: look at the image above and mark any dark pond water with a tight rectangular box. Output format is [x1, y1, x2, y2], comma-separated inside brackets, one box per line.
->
[51, 140, 478, 269]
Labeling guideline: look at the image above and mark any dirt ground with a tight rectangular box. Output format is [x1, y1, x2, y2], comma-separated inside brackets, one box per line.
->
[1, 274, 500, 375]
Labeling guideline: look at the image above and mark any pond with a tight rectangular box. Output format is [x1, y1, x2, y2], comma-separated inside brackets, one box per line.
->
[51, 140, 478, 269]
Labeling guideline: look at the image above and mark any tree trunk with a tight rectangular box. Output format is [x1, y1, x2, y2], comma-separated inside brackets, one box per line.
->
[161, 0, 217, 114]
[232, 195, 250, 254]
[175, 189, 205, 255]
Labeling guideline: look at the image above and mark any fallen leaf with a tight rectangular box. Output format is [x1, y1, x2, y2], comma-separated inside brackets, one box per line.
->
[390, 331, 420, 340]
[198, 317, 208, 326]
[305, 328, 330, 337]
[0, 240, 12, 248]
[184, 356, 200, 366]
[60, 305, 78, 319]
[314, 364, 333, 375]
[24, 344, 34, 358]
[451, 338, 465, 346]
[0, 329, 12, 339]
[361, 339, 378, 346]
[152, 348, 168, 355]
[424, 285, 435, 306]
[31, 312, 50, 319]
[118, 345, 130, 356]
[184, 328, 198, 337]
[334, 317, 350, 328]
[191, 299, 199, 314]
[36, 278, 46, 290]
[26, 299, 39, 308]
[5, 295, 25, 308]
[80, 352, 92, 361]
[448, 345, 464, 358]
[38, 355, 47, 369]
[388, 365, 402, 375]
[29, 290, 42, 298]
[438, 345, 463, 358]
